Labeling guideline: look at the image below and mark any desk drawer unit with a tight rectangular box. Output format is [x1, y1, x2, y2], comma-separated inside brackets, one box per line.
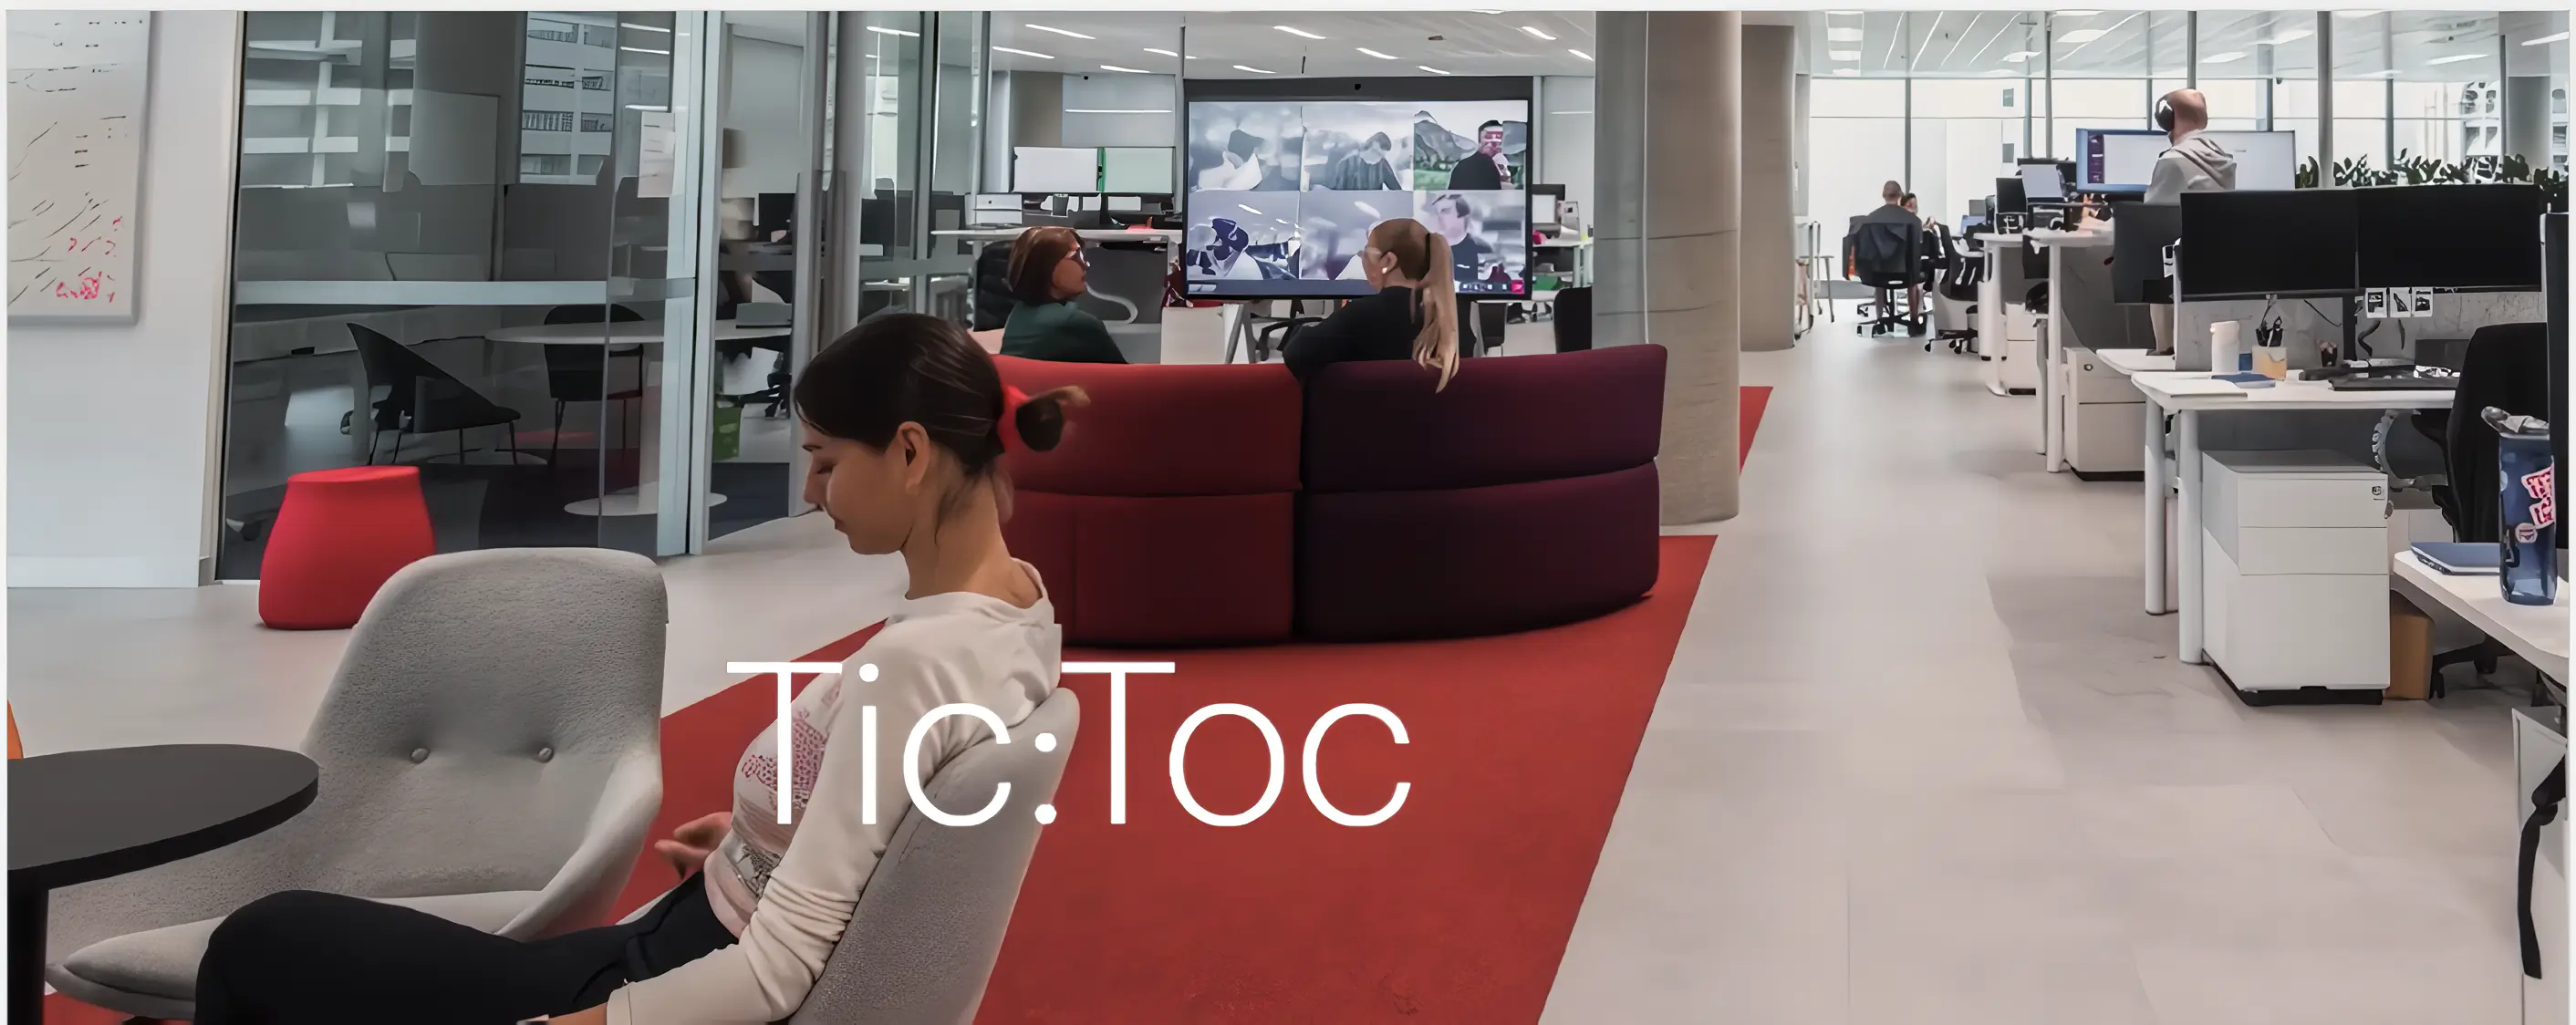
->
[2200, 450, 2391, 692]
[2066, 350, 2144, 474]
[2519, 708, 2567, 1025]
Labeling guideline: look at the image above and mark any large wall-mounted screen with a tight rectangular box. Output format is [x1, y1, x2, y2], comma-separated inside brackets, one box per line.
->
[1183, 78, 1530, 299]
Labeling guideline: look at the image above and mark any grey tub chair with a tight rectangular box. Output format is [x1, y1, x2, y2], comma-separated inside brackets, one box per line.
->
[44, 548, 668, 1020]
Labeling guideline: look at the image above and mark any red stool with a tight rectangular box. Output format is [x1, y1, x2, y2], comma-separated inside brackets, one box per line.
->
[259, 466, 436, 630]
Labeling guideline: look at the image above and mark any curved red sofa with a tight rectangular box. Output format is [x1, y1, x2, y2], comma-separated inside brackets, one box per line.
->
[996, 357, 1303, 645]
[995, 346, 1665, 646]
[1296, 346, 1667, 640]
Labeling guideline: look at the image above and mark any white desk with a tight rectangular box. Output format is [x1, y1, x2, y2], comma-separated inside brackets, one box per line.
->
[2027, 227, 2115, 471]
[484, 318, 788, 345]
[2393, 552, 2570, 683]
[2131, 371, 2455, 663]
[2098, 349, 2176, 376]
[1969, 233, 2030, 396]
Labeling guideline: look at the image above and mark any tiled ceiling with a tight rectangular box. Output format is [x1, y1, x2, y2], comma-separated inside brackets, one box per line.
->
[983, 11, 1597, 78]
[1810, 9, 2556, 81]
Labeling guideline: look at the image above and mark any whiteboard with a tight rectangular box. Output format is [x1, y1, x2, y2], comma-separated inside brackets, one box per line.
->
[1013, 146, 1098, 193]
[7, 11, 151, 322]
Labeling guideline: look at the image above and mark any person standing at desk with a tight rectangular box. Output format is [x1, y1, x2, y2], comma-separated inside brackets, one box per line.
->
[2144, 88, 2237, 354]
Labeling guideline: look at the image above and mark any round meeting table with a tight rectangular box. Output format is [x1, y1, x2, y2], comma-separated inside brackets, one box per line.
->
[9, 744, 319, 1023]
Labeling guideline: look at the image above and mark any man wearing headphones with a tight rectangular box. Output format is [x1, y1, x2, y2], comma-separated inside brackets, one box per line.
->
[2145, 88, 2237, 353]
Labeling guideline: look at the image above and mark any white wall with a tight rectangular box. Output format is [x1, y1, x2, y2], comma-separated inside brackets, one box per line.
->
[722, 35, 807, 198]
[1060, 74, 1176, 149]
[1538, 76, 1596, 227]
[8, 12, 242, 587]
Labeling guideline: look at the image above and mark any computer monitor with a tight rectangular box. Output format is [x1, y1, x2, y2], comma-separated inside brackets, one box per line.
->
[756, 192, 795, 236]
[2075, 128, 2167, 193]
[2176, 189, 2360, 301]
[2110, 202, 2180, 305]
[1994, 176, 2029, 214]
[2356, 183, 2547, 292]
[1968, 197, 1989, 217]
[1960, 213, 1990, 238]
[1531, 184, 1567, 229]
[2020, 162, 2068, 203]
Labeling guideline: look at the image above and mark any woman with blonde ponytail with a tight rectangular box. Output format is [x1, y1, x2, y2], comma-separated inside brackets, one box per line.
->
[1282, 217, 1461, 389]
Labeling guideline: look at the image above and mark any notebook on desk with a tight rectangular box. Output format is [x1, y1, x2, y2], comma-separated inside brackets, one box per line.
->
[2414, 542, 2501, 575]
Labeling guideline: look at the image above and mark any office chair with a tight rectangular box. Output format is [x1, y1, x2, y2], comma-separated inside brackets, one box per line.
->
[2379, 323, 2550, 695]
[538, 305, 647, 471]
[1848, 220, 1928, 336]
[1553, 286, 1594, 352]
[972, 242, 1014, 331]
[348, 326, 524, 466]
[1927, 223, 1981, 354]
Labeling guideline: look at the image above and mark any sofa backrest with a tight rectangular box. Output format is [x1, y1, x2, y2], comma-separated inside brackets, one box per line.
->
[1300, 346, 1666, 492]
[995, 356, 1303, 497]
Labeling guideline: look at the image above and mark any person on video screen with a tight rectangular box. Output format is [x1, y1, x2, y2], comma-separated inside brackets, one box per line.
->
[1447, 120, 1510, 191]
[1189, 217, 1267, 282]
[1321, 132, 1402, 192]
[1198, 129, 1267, 191]
[1429, 193, 1491, 286]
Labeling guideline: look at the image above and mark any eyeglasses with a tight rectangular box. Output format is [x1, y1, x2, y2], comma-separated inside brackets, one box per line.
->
[1064, 249, 1090, 267]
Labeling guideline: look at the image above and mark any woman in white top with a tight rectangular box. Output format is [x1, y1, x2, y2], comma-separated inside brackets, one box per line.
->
[194, 315, 1086, 1025]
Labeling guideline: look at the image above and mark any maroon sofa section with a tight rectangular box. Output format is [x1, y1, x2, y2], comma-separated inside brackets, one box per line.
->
[1295, 347, 1667, 641]
[995, 347, 1667, 647]
[996, 357, 1301, 646]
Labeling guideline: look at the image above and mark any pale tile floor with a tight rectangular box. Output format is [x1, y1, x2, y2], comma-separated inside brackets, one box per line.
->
[8, 315, 2539, 1021]
[1544, 318, 2536, 1024]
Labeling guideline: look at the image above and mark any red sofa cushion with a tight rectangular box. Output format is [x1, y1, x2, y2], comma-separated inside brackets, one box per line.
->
[1008, 491, 1294, 647]
[1295, 464, 1661, 642]
[1300, 346, 1666, 493]
[996, 357, 1302, 497]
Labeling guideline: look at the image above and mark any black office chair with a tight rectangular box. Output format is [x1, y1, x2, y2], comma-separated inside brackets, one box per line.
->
[348, 325, 524, 465]
[1553, 286, 1594, 353]
[1849, 220, 1927, 336]
[538, 304, 647, 470]
[2411, 323, 2550, 694]
[972, 242, 1015, 331]
[1927, 223, 1981, 354]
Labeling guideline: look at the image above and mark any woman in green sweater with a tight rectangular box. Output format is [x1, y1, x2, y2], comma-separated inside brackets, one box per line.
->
[999, 226, 1127, 364]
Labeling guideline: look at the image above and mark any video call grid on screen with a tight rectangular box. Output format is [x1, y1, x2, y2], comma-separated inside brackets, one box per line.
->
[1182, 77, 1532, 300]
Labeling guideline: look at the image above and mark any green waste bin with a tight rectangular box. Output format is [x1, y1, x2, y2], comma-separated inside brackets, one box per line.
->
[712, 404, 742, 462]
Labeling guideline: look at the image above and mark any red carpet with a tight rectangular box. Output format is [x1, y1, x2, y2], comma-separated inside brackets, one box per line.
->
[1740, 385, 1771, 464]
[977, 536, 1713, 1023]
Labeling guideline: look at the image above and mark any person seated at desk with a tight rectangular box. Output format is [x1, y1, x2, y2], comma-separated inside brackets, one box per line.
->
[1283, 218, 1460, 389]
[999, 225, 1127, 364]
[1855, 180, 1927, 322]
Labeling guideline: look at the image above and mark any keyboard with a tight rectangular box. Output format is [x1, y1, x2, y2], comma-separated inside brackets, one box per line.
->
[2328, 374, 2459, 392]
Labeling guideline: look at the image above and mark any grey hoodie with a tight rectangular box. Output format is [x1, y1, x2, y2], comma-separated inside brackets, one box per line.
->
[2145, 131, 2237, 204]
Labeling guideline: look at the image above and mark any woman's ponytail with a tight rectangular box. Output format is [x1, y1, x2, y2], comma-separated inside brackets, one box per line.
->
[1415, 230, 1459, 390]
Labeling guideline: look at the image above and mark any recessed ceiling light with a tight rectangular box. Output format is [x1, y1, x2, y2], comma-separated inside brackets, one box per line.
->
[1827, 27, 1864, 41]
[1275, 26, 1325, 40]
[1358, 47, 1398, 59]
[992, 46, 1054, 59]
[1233, 64, 1276, 75]
[2334, 9, 2383, 17]
[2524, 31, 2570, 46]
[1238, 204, 1264, 216]
[1418, 65, 1452, 75]
[2201, 50, 2247, 63]
[1833, 68, 1860, 76]
[1065, 108, 1172, 114]
[1024, 24, 1094, 40]
[618, 46, 670, 55]
[2000, 49, 2040, 61]
[1099, 64, 1150, 73]
[2259, 28, 2313, 45]
[1472, 9, 1505, 15]
[2425, 52, 2489, 65]
[1143, 47, 1198, 59]
[865, 26, 919, 37]
[2057, 28, 2106, 43]
[1830, 49, 1861, 60]
[619, 22, 670, 33]
[1567, 48, 1593, 62]
[1521, 26, 1557, 41]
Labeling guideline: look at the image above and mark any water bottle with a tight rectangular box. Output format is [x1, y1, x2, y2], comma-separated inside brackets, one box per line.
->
[2487, 407, 2558, 606]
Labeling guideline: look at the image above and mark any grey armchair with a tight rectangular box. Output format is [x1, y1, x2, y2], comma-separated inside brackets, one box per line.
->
[44, 548, 668, 1020]
[787, 686, 1077, 1023]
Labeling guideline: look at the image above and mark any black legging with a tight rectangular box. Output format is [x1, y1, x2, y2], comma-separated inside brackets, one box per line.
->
[193, 873, 733, 1025]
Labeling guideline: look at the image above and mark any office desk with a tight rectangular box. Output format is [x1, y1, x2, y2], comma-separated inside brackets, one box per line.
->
[2131, 371, 2453, 662]
[2026, 227, 2116, 471]
[2392, 552, 2570, 684]
[1534, 236, 1593, 290]
[483, 318, 788, 345]
[2098, 349, 2176, 376]
[1969, 232, 2038, 397]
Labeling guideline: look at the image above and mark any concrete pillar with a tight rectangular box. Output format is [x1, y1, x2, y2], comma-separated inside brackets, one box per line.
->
[1593, 13, 1649, 351]
[1740, 24, 1795, 354]
[1651, 12, 1742, 523]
